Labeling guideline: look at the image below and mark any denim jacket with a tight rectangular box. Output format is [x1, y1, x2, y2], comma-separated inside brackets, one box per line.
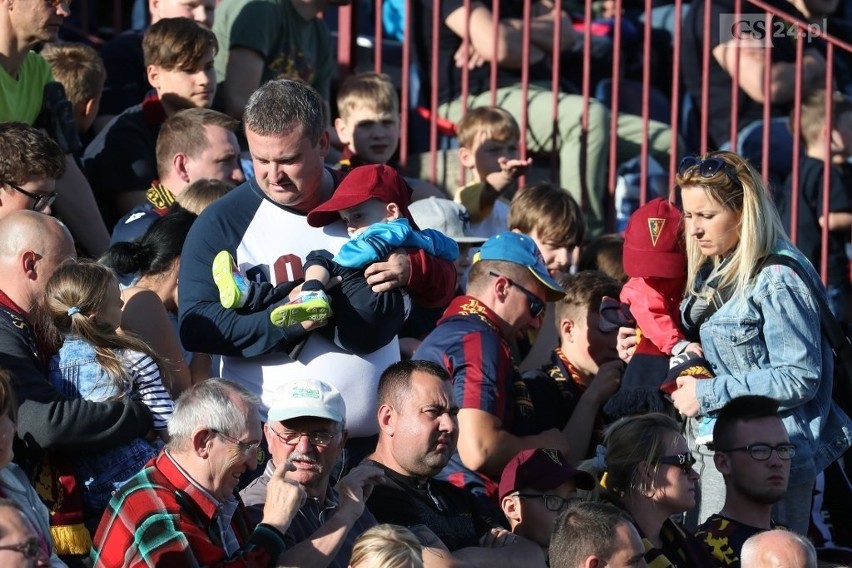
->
[688, 241, 852, 484]
[49, 337, 164, 514]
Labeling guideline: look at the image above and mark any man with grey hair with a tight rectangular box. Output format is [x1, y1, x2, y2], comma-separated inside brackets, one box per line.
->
[548, 501, 647, 568]
[241, 379, 383, 568]
[178, 80, 455, 468]
[90, 378, 306, 567]
[740, 529, 817, 568]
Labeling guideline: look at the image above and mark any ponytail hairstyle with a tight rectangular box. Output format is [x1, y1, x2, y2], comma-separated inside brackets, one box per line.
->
[100, 208, 196, 279]
[42, 260, 171, 395]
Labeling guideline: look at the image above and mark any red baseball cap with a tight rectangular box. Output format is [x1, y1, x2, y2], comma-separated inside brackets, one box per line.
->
[498, 448, 595, 500]
[622, 197, 686, 279]
[307, 164, 414, 227]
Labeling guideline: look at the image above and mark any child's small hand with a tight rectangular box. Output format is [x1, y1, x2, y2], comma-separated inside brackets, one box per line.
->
[484, 157, 533, 192]
[684, 342, 704, 357]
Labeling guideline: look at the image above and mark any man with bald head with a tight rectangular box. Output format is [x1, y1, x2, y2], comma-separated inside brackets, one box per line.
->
[740, 529, 817, 568]
[0, 211, 152, 472]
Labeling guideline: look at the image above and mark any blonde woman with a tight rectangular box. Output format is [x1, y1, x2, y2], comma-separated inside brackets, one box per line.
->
[670, 151, 851, 533]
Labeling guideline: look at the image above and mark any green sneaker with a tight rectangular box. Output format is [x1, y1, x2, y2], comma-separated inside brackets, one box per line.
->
[212, 250, 248, 309]
[270, 290, 332, 327]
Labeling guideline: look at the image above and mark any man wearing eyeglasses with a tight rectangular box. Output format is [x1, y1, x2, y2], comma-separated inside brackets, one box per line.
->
[413, 231, 569, 516]
[499, 448, 594, 555]
[91, 379, 307, 567]
[240, 379, 384, 568]
[0, 0, 110, 257]
[695, 395, 793, 567]
[0, 123, 64, 219]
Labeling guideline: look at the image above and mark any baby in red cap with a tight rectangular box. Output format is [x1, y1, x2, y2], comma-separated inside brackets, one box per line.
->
[211, 164, 458, 355]
[602, 197, 713, 419]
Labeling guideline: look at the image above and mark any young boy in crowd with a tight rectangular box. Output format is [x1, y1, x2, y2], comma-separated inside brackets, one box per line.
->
[212, 164, 458, 354]
[499, 448, 594, 555]
[40, 42, 106, 141]
[335, 72, 443, 200]
[507, 182, 586, 372]
[522, 270, 624, 463]
[455, 107, 533, 238]
[83, 17, 218, 226]
[783, 89, 852, 321]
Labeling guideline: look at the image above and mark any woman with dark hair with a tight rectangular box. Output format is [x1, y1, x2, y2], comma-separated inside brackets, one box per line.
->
[101, 209, 206, 393]
[598, 413, 713, 568]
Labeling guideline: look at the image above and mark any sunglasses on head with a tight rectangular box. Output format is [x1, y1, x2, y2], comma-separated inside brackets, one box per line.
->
[657, 452, 697, 474]
[678, 156, 742, 189]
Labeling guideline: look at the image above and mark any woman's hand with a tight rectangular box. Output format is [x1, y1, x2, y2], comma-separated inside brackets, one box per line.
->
[617, 326, 638, 362]
[671, 376, 701, 417]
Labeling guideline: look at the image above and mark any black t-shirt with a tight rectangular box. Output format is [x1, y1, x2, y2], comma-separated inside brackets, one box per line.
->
[363, 460, 504, 551]
[410, 0, 552, 105]
[782, 156, 852, 292]
[681, 0, 797, 147]
[98, 30, 149, 116]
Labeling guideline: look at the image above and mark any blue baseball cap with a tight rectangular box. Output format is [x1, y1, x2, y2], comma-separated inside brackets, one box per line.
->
[473, 231, 565, 301]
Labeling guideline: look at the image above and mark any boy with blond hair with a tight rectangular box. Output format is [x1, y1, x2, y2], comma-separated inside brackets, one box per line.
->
[455, 107, 533, 238]
[40, 43, 106, 138]
[783, 89, 852, 320]
[335, 72, 443, 200]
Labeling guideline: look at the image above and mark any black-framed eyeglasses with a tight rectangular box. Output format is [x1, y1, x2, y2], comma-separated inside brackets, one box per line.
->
[268, 425, 337, 447]
[488, 271, 545, 319]
[715, 443, 796, 461]
[211, 429, 261, 455]
[3, 181, 57, 212]
[657, 452, 698, 474]
[514, 493, 574, 512]
[0, 537, 43, 560]
[678, 156, 742, 189]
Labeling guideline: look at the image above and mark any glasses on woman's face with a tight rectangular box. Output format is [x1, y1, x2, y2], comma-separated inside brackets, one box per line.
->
[716, 443, 797, 461]
[488, 272, 545, 319]
[211, 430, 261, 455]
[657, 452, 697, 474]
[3, 181, 57, 212]
[678, 156, 742, 189]
[514, 493, 575, 512]
[0, 537, 43, 560]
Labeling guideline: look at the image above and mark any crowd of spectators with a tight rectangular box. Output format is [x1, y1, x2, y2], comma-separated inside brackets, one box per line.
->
[0, 0, 850, 567]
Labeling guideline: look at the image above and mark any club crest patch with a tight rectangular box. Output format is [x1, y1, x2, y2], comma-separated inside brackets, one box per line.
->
[648, 218, 666, 246]
[542, 448, 562, 465]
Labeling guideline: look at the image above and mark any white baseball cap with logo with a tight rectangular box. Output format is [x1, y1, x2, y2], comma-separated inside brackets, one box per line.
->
[267, 379, 346, 424]
[408, 197, 487, 245]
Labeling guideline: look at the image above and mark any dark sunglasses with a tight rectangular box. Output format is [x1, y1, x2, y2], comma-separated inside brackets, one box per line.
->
[715, 443, 796, 461]
[489, 271, 545, 318]
[678, 156, 742, 189]
[3, 181, 58, 212]
[657, 452, 697, 474]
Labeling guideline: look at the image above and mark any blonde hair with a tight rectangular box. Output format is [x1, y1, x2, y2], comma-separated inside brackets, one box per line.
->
[676, 151, 788, 301]
[456, 106, 520, 149]
[40, 42, 106, 108]
[336, 72, 399, 119]
[175, 178, 231, 214]
[42, 260, 171, 396]
[601, 413, 682, 500]
[350, 525, 423, 568]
